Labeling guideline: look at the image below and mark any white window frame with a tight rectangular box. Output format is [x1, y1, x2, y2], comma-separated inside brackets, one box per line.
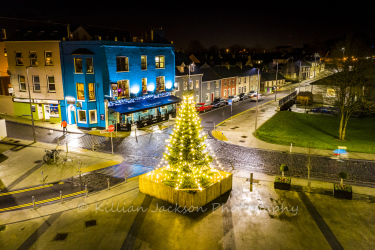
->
[33, 75, 41, 92]
[224, 89, 227, 97]
[89, 109, 97, 124]
[19, 75, 26, 91]
[47, 76, 56, 92]
[29, 51, 37, 66]
[195, 80, 199, 89]
[196, 95, 199, 103]
[205, 93, 209, 102]
[78, 110, 87, 123]
[232, 88, 235, 95]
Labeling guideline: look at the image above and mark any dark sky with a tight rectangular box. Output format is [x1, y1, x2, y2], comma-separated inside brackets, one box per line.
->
[1, 1, 374, 50]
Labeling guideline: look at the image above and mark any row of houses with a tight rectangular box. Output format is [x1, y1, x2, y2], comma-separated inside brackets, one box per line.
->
[0, 24, 322, 131]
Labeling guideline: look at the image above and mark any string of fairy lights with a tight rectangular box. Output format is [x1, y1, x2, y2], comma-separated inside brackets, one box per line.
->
[152, 93, 225, 191]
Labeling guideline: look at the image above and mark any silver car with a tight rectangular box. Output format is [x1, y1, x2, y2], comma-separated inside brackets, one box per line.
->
[227, 95, 240, 103]
[250, 94, 264, 101]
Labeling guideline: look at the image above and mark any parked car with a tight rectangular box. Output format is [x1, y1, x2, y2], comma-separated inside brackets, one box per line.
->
[238, 93, 249, 100]
[310, 106, 338, 114]
[227, 95, 240, 103]
[195, 103, 213, 112]
[211, 98, 226, 108]
[250, 94, 264, 102]
[248, 91, 257, 98]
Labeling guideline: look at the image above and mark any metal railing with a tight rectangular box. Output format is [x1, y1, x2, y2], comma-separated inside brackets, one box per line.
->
[279, 91, 297, 106]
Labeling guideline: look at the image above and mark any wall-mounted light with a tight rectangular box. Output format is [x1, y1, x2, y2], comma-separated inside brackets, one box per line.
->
[147, 85, 155, 92]
[166, 81, 172, 89]
[131, 86, 140, 94]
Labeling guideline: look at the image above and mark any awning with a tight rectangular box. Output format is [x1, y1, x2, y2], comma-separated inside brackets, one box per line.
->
[108, 95, 182, 114]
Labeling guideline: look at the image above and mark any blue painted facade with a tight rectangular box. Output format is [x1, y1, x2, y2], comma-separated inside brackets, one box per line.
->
[60, 41, 175, 129]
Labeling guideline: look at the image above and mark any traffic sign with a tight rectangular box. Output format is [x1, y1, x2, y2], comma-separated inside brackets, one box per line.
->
[108, 125, 115, 133]
[228, 99, 232, 105]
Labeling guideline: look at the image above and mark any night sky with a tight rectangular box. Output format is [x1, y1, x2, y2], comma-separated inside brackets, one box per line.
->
[1, 1, 374, 50]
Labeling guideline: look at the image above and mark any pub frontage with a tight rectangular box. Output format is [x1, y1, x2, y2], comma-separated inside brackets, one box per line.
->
[108, 93, 181, 131]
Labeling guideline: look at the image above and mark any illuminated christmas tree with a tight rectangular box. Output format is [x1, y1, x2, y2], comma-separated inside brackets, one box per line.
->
[161, 93, 215, 191]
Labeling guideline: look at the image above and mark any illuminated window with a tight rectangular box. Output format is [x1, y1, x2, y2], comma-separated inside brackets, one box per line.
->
[45, 51, 53, 65]
[47, 76, 55, 92]
[142, 78, 147, 93]
[33, 76, 40, 92]
[77, 83, 85, 100]
[88, 83, 95, 100]
[15, 52, 23, 66]
[116, 56, 129, 72]
[327, 89, 336, 97]
[117, 80, 129, 97]
[86, 58, 94, 73]
[155, 56, 165, 68]
[74, 58, 83, 73]
[29, 51, 37, 66]
[141, 55, 147, 70]
[19, 75, 26, 91]
[156, 76, 165, 91]
[195, 80, 199, 89]
[4, 48, 7, 57]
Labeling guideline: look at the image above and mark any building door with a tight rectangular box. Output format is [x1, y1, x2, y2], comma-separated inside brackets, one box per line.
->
[69, 105, 76, 124]
[44, 105, 50, 120]
[211, 93, 214, 102]
[37, 104, 43, 119]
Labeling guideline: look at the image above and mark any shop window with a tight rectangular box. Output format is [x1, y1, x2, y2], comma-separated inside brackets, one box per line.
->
[88, 83, 95, 100]
[19, 75, 26, 91]
[155, 55, 165, 68]
[45, 51, 53, 65]
[141, 55, 147, 70]
[15, 52, 23, 66]
[47, 76, 55, 92]
[142, 78, 147, 93]
[86, 58, 94, 73]
[89, 110, 97, 124]
[77, 83, 85, 100]
[156, 76, 165, 91]
[29, 51, 38, 66]
[50, 104, 59, 117]
[33, 76, 41, 92]
[74, 58, 83, 73]
[78, 110, 87, 123]
[116, 56, 129, 72]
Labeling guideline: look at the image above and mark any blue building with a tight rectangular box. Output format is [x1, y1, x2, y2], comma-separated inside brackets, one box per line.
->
[60, 40, 178, 130]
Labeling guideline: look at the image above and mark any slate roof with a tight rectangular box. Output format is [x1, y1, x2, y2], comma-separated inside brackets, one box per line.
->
[8, 25, 69, 41]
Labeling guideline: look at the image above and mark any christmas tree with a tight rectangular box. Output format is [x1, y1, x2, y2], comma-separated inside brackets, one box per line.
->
[161, 93, 215, 191]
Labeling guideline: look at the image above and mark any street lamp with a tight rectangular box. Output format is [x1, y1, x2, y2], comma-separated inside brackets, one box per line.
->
[274, 62, 278, 101]
[26, 66, 37, 143]
[254, 68, 260, 133]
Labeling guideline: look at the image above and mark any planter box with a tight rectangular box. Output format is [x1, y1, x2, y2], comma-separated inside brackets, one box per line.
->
[274, 181, 291, 190]
[139, 167, 232, 211]
[333, 184, 352, 200]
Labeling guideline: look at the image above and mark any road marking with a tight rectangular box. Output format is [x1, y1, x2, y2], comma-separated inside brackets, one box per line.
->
[82, 160, 122, 173]
[0, 190, 86, 212]
[0, 184, 54, 197]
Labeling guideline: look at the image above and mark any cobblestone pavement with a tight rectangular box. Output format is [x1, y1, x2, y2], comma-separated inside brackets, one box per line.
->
[84, 128, 375, 185]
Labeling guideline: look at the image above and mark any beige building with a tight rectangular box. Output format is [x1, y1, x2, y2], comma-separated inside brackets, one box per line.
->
[6, 40, 64, 122]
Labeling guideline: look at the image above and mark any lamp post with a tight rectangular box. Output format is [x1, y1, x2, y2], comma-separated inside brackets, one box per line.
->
[254, 68, 260, 133]
[26, 66, 37, 143]
[274, 62, 278, 101]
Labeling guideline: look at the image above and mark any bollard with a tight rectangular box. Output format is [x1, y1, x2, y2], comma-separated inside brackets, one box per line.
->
[250, 173, 253, 184]
[107, 178, 110, 190]
[124, 172, 128, 183]
[60, 191, 63, 204]
[41, 171, 44, 184]
[32, 196, 35, 210]
[85, 184, 88, 198]
[290, 143, 293, 153]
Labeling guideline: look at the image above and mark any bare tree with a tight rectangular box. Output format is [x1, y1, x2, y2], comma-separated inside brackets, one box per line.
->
[320, 33, 375, 141]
